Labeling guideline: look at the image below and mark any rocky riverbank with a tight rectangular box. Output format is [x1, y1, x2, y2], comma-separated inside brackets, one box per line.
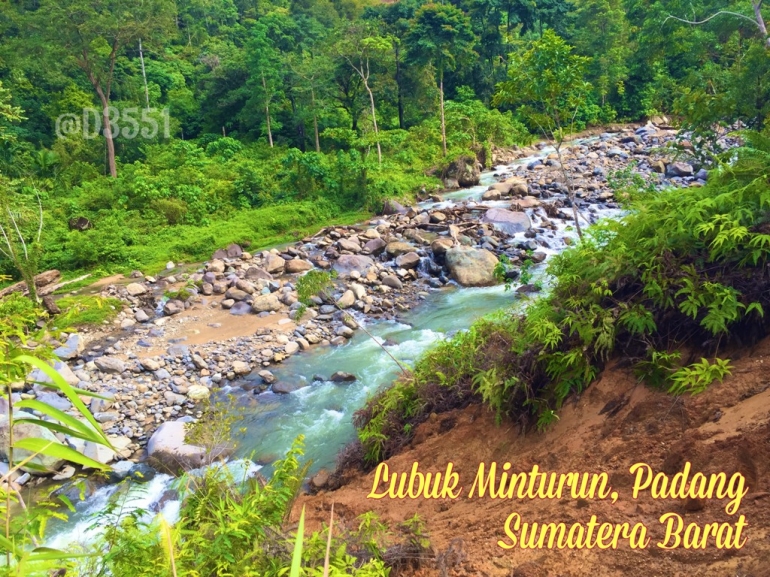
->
[2, 122, 729, 486]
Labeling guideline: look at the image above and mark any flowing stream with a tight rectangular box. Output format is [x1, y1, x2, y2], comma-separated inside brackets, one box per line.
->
[49, 137, 621, 548]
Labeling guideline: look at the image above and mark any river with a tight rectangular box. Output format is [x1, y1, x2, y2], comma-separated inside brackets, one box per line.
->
[48, 136, 621, 549]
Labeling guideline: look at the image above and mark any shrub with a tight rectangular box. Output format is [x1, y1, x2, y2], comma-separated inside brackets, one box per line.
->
[353, 131, 770, 466]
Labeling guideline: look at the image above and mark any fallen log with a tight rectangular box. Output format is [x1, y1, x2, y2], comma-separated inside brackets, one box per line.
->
[0, 270, 61, 299]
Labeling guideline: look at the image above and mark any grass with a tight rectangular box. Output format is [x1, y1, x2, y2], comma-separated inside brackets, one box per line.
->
[53, 295, 124, 329]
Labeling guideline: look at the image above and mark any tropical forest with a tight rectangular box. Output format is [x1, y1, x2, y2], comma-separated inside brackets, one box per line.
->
[1, 0, 770, 574]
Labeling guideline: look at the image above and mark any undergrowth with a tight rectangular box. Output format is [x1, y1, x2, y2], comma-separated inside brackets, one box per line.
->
[52, 295, 123, 329]
[352, 130, 770, 466]
[69, 437, 429, 577]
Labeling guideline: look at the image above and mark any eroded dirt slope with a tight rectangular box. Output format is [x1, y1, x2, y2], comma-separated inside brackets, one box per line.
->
[297, 338, 770, 577]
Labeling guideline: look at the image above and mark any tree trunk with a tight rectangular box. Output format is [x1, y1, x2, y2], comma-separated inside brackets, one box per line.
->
[311, 88, 320, 153]
[439, 69, 447, 157]
[100, 99, 117, 178]
[753, 1, 770, 48]
[556, 144, 583, 240]
[262, 72, 274, 148]
[364, 79, 382, 165]
[395, 45, 405, 130]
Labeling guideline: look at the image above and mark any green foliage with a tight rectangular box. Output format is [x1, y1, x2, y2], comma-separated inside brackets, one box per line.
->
[53, 295, 123, 329]
[77, 437, 393, 577]
[0, 297, 115, 573]
[494, 30, 595, 138]
[354, 132, 770, 465]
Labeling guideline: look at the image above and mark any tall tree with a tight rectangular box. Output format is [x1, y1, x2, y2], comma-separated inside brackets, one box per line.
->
[494, 30, 592, 238]
[405, 3, 477, 156]
[570, 0, 630, 108]
[337, 26, 392, 164]
[32, 0, 174, 178]
[287, 50, 334, 153]
[246, 23, 284, 147]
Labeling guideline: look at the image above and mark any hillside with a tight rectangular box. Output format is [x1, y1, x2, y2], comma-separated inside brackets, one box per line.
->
[299, 336, 770, 576]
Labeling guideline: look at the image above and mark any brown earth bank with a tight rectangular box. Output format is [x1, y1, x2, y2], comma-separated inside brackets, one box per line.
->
[296, 336, 770, 577]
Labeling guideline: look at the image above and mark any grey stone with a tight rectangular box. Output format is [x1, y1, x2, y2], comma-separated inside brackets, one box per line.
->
[94, 356, 126, 374]
[53, 334, 83, 360]
[333, 255, 375, 276]
[445, 247, 499, 287]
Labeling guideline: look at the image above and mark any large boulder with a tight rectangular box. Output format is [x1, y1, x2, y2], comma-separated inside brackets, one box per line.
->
[481, 208, 532, 235]
[285, 259, 313, 274]
[443, 155, 480, 188]
[125, 282, 147, 297]
[0, 411, 66, 473]
[381, 199, 408, 215]
[251, 293, 282, 313]
[146, 420, 232, 476]
[264, 254, 286, 274]
[445, 247, 499, 287]
[333, 255, 375, 276]
[395, 252, 421, 269]
[385, 242, 416, 258]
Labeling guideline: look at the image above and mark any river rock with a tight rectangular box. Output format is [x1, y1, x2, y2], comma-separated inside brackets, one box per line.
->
[245, 267, 272, 281]
[338, 238, 361, 253]
[0, 411, 65, 473]
[395, 252, 421, 269]
[330, 371, 356, 382]
[285, 259, 313, 274]
[140, 358, 161, 372]
[125, 282, 147, 296]
[336, 290, 355, 309]
[382, 199, 408, 215]
[94, 356, 126, 374]
[482, 189, 502, 201]
[264, 254, 286, 274]
[333, 255, 374, 276]
[385, 242, 416, 258]
[666, 162, 694, 177]
[54, 334, 84, 360]
[272, 380, 304, 394]
[82, 441, 116, 466]
[225, 287, 249, 301]
[431, 238, 454, 257]
[187, 385, 211, 400]
[29, 360, 80, 387]
[481, 208, 532, 235]
[382, 275, 403, 289]
[259, 370, 276, 384]
[147, 420, 231, 476]
[232, 361, 251, 375]
[163, 300, 184, 316]
[251, 293, 282, 313]
[445, 247, 499, 287]
[363, 238, 387, 255]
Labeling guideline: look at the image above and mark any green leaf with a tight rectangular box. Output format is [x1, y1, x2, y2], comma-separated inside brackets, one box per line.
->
[17, 355, 112, 449]
[290, 505, 306, 577]
[13, 437, 110, 470]
[15, 399, 106, 443]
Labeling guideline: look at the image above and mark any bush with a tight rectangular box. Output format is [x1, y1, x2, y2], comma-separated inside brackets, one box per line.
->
[353, 130, 770, 466]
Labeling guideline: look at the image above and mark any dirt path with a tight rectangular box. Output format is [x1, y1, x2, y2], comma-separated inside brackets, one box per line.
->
[298, 338, 770, 576]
